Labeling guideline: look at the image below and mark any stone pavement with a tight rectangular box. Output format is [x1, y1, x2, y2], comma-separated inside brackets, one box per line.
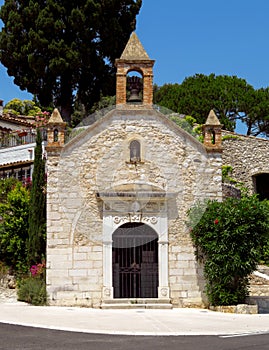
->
[1, 301, 269, 336]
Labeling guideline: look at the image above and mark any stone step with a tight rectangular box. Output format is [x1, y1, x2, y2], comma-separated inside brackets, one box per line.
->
[101, 298, 172, 309]
[101, 303, 173, 309]
[103, 298, 171, 304]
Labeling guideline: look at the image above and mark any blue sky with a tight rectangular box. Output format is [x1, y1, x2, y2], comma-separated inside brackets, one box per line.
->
[1, 0, 269, 133]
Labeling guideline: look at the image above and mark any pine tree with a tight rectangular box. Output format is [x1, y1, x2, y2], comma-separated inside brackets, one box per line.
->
[27, 128, 46, 265]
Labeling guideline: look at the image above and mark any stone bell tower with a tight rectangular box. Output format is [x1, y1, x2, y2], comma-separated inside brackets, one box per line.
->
[115, 32, 155, 108]
[203, 109, 223, 152]
[46, 108, 66, 154]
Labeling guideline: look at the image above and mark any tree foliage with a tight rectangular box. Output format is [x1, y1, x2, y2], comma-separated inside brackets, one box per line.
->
[0, 177, 18, 203]
[188, 195, 269, 306]
[0, 182, 30, 272]
[154, 74, 269, 136]
[27, 128, 46, 265]
[0, 0, 142, 123]
[3, 98, 41, 116]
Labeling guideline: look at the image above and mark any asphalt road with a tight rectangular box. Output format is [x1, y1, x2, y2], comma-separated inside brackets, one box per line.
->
[1, 323, 269, 350]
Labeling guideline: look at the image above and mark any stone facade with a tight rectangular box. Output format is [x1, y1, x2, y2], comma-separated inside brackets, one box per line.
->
[46, 33, 224, 308]
[46, 108, 222, 307]
[46, 32, 269, 309]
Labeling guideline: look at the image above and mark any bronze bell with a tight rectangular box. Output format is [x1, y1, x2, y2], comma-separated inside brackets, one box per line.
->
[127, 76, 142, 102]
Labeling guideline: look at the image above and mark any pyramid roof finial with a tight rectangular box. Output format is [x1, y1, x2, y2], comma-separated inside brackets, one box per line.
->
[120, 32, 150, 60]
[48, 108, 64, 124]
[205, 109, 221, 125]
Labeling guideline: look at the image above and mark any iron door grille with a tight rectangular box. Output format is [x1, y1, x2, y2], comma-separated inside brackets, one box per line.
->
[112, 223, 158, 298]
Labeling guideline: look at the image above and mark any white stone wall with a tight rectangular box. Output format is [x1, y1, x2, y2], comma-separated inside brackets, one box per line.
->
[0, 142, 35, 165]
[46, 110, 222, 307]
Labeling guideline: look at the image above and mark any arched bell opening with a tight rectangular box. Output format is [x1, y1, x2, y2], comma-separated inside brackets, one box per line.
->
[126, 70, 143, 104]
[112, 222, 158, 298]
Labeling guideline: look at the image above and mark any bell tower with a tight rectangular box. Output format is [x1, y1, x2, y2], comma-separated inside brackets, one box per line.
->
[46, 108, 66, 154]
[115, 32, 155, 108]
[203, 110, 223, 152]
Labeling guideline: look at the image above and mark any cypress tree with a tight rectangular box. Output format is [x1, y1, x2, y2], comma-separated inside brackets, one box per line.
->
[27, 128, 46, 266]
[0, 0, 142, 123]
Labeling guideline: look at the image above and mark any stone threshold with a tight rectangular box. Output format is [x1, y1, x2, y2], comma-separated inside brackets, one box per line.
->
[101, 298, 172, 309]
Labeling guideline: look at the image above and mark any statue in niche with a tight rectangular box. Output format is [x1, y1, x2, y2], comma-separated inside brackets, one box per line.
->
[130, 140, 141, 163]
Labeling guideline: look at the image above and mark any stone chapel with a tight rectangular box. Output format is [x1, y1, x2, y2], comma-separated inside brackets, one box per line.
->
[46, 33, 224, 308]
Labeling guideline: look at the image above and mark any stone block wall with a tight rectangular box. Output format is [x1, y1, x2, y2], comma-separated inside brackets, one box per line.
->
[222, 131, 269, 192]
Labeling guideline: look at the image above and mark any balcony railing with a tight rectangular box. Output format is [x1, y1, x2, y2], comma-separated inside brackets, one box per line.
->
[0, 128, 47, 149]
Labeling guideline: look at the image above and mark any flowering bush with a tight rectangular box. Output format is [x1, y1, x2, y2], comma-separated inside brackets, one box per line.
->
[30, 261, 45, 277]
[188, 194, 269, 306]
[22, 176, 32, 190]
[17, 261, 47, 305]
[34, 111, 50, 128]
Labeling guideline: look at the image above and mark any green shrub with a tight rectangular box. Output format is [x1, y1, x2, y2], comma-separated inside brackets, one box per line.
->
[0, 183, 30, 273]
[18, 277, 47, 306]
[188, 195, 269, 306]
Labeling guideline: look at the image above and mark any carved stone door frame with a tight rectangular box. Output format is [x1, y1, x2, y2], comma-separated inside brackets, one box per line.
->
[101, 199, 170, 300]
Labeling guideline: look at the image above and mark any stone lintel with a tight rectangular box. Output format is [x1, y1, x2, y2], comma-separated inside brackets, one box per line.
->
[96, 191, 176, 200]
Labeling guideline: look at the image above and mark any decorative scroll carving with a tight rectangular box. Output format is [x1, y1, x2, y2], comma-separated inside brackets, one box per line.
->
[114, 216, 129, 225]
[143, 216, 158, 224]
[113, 215, 158, 225]
[161, 288, 168, 297]
[104, 288, 111, 297]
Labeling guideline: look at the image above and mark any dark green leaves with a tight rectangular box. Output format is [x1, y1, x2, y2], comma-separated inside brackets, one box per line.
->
[27, 128, 46, 266]
[188, 195, 269, 305]
[0, 182, 30, 272]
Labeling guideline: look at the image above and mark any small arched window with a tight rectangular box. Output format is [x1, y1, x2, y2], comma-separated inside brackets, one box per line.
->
[53, 129, 59, 142]
[211, 130, 216, 144]
[130, 140, 141, 163]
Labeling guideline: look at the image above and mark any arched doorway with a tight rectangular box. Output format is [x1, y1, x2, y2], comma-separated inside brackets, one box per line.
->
[254, 173, 269, 200]
[112, 223, 158, 298]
